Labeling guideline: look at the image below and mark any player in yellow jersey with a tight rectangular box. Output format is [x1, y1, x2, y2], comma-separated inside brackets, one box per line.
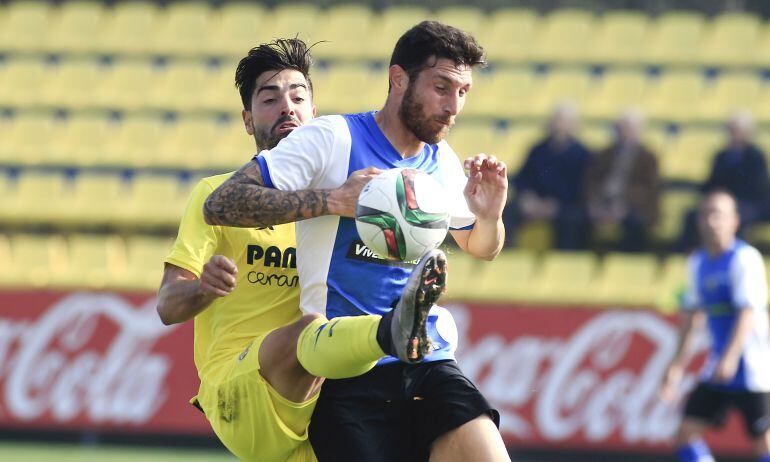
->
[156, 39, 447, 462]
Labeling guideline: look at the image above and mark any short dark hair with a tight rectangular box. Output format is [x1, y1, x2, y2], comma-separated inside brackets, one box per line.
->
[389, 21, 486, 83]
[235, 38, 314, 110]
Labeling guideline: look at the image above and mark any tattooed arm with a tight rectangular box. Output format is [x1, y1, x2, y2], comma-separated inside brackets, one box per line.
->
[203, 160, 380, 227]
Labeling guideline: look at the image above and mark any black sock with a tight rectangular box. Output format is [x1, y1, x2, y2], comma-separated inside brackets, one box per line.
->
[376, 307, 395, 356]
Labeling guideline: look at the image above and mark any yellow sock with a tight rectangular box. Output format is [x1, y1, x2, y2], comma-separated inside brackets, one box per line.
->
[296, 315, 385, 379]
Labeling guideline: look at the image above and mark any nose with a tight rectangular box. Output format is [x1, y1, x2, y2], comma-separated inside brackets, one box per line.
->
[445, 93, 462, 116]
[279, 95, 296, 117]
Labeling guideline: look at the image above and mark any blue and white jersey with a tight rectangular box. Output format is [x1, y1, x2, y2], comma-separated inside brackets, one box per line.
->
[683, 239, 770, 391]
[255, 112, 474, 363]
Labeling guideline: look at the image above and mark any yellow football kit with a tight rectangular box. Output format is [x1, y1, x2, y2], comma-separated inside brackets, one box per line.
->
[165, 172, 316, 462]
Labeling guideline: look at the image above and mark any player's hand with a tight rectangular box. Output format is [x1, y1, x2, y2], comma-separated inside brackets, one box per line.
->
[463, 154, 507, 221]
[659, 363, 683, 404]
[713, 354, 740, 383]
[329, 166, 383, 217]
[198, 255, 238, 298]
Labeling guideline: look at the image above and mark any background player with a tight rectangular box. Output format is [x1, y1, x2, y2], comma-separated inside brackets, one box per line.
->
[157, 39, 433, 462]
[660, 189, 770, 462]
[203, 21, 510, 462]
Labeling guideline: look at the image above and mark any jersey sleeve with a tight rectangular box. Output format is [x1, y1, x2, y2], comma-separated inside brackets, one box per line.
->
[438, 141, 476, 230]
[730, 246, 768, 311]
[255, 115, 342, 191]
[165, 179, 221, 277]
[681, 253, 702, 311]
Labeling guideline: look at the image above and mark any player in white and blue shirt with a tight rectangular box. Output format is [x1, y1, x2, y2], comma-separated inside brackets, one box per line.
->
[662, 190, 770, 462]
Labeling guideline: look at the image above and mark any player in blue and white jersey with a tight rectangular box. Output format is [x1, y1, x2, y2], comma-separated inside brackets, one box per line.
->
[661, 189, 770, 462]
[204, 20, 510, 462]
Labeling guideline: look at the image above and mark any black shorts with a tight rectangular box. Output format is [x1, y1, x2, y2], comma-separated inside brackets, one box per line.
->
[308, 359, 500, 462]
[683, 382, 770, 436]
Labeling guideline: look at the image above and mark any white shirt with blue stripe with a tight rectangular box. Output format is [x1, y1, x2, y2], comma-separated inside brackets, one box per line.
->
[683, 239, 770, 391]
[255, 112, 474, 363]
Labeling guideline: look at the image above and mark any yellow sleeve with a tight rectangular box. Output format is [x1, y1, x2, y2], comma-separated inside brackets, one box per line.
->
[165, 179, 221, 278]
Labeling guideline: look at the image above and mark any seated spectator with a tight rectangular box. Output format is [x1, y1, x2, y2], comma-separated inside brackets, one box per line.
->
[585, 109, 660, 252]
[677, 111, 770, 251]
[505, 103, 592, 250]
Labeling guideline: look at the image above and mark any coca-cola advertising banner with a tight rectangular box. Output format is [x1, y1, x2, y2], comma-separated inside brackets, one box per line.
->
[0, 292, 754, 456]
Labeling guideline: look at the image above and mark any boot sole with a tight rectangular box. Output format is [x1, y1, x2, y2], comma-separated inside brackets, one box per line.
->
[406, 252, 447, 362]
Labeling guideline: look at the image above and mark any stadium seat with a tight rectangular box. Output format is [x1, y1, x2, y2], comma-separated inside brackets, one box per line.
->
[122, 175, 191, 229]
[643, 11, 704, 66]
[265, 3, 321, 48]
[579, 123, 612, 151]
[751, 86, 770, 125]
[695, 72, 761, 124]
[54, 115, 119, 168]
[102, 115, 169, 168]
[312, 4, 373, 62]
[95, 1, 160, 56]
[0, 233, 11, 287]
[151, 2, 214, 57]
[157, 117, 229, 170]
[752, 23, 770, 69]
[595, 253, 659, 306]
[59, 234, 127, 289]
[197, 60, 239, 113]
[313, 64, 382, 115]
[148, 60, 218, 113]
[0, 1, 51, 54]
[530, 252, 599, 304]
[475, 250, 537, 302]
[657, 254, 687, 313]
[41, 59, 104, 111]
[122, 235, 174, 291]
[93, 59, 160, 112]
[204, 3, 269, 58]
[533, 9, 595, 63]
[582, 69, 649, 121]
[362, 5, 429, 62]
[59, 173, 128, 228]
[46, 1, 106, 55]
[446, 123, 502, 159]
[0, 113, 59, 167]
[213, 118, 263, 171]
[498, 123, 542, 172]
[443, 251, 487, 301]
[660, 127, 722, 183]
[697, 12, 760, 68]
[7, 234, 69, 289]
[463, 67, 535, 120]
[0, 58, 48, 109]
[477, 8, 537, 65]
[645, 70, 705, 124]
[434, 5, 485, 39]
[527, 67, 591, 119]
[588, 11, 649, 65]
[654, 190, 699, 243]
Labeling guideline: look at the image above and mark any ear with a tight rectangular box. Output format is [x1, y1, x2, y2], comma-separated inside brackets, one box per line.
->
[242, 109, 254, 136]
[312, 104, 317, 117]
[388, 65, 409, 94]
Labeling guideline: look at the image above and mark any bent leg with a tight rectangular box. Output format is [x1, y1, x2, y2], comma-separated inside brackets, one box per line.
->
[675, 418, 713, 462]
[429, 415, 510, 462]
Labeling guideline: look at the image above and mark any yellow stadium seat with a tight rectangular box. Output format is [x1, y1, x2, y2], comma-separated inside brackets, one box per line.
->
[41, 59, 103, 111]
[579, 123, 612, 151]
[595, 253, 659, 306]
[313, 64, 382, 115]
[582, 69, 649, 121]
[151, 2, 214, 57]
[751, 86, 770, 126]
[60, 174, 127, 228]
[213, 118, 262, 171]
[657, 254, 687, 313]
[697, 12, 760, 68]
[530, 251, 599, 304]
[0, 233, 11, 287]
[364, 5, 429, 62]
[0, 113, 59, 166]
[695, 72, 761, 124]
[660, 128, 722, 183]
[95, 1, 160, 56]
[204, 3, 269, 58]
[0, 58, 48, 109]
[265, 3, 321, 46]
[93, 59, 160, 112]
[6, 172, 72, 227]
[643, 11, 704, 66]
[54, 116, 120, 167]
[463, 67, 535, 120]
[434, 6, 485, 39]
[589, 11, 649, 65]
[103, 116, 168, 168]
[443, 251, 487, 301]
[312, 4, 373, 62]
[122, 175, 190, 229]
[533, 9, 595, 64]
[499, 124, 542, 172]
[59, 234, 127, 290]
[148, 60, 218, 112]
[476, 250, 537, 302]
[0, 1, 51, 54]
[8, 234, 69, 289]
[157, 117, 229, 170]
[645, 70, 705, 124]
[446, 123, 497, 160]
[527, 67, 591, 119]
[654, 190, 699, 243]
[122, 235, 174, 291]
[477, 8, 537, 65]
[46, 1, 106, 55]
[752, 24, 770, 69]
[198, 60, 240, 113]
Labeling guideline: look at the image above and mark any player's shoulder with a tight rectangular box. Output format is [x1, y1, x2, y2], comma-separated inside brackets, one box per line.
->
[198, 172, 235, 191]
[733, 240, 764, 267]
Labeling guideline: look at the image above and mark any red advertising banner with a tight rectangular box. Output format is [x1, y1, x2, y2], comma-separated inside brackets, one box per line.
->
[0, 291, 754, 456]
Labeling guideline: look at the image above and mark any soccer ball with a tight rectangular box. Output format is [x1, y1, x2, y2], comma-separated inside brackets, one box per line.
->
[355, 168, 450, 262]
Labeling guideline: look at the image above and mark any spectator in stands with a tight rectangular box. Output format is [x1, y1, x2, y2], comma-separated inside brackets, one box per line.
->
[677, 111, 770, 251]
[504, 102, 592, 250]
[584, 109, 660, 252]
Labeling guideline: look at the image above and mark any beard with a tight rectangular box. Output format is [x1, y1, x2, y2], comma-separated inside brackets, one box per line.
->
[398, 83, 452, 145]
[253, 114, 301, 150]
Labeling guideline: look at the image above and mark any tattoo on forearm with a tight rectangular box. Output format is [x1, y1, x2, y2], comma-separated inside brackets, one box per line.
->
[203, 163, 331, 227]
